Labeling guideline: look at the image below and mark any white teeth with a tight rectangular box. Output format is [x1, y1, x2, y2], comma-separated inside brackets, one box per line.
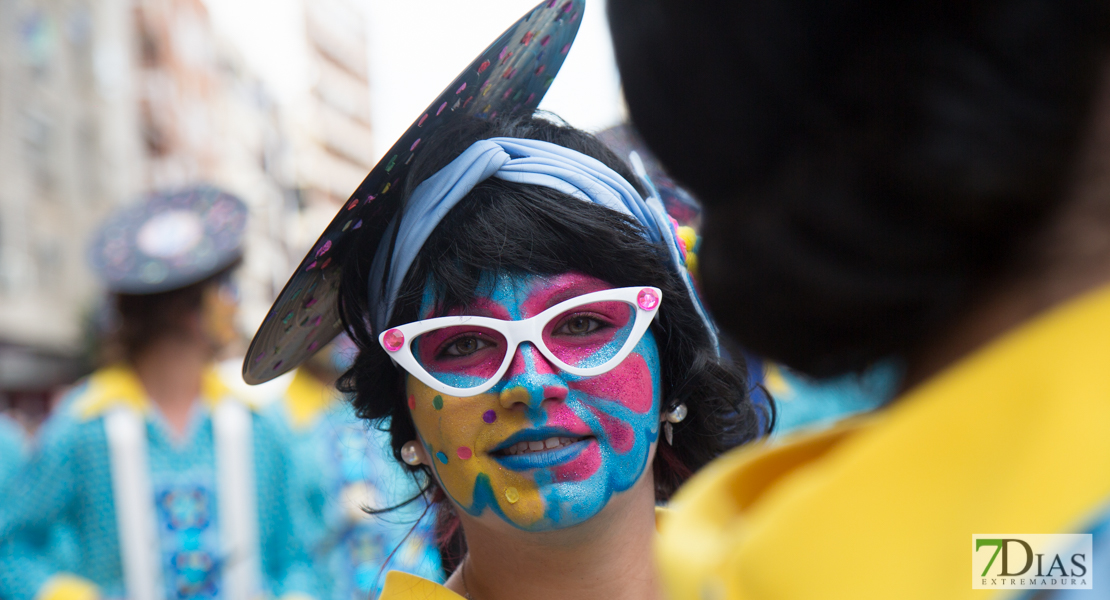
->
[503, 436, 584, 456]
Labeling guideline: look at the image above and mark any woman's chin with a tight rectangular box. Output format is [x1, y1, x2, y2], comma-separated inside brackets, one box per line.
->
[440, 440, 653, 532]
[510, 470, 639, 532]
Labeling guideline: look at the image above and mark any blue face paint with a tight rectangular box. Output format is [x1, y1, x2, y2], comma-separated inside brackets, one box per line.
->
[405, 270, 662, 531]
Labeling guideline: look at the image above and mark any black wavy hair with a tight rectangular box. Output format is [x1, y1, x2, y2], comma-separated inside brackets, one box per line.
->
[608, 0, 1110, 377]
[337, 114, 767, 558]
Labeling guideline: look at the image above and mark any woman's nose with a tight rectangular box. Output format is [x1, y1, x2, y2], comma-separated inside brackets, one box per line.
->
[498, 342, 569, 411]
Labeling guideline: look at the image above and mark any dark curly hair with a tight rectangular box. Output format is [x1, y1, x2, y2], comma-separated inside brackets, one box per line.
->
[337, 114, 768, 562]
[608, 0, 1110, 377]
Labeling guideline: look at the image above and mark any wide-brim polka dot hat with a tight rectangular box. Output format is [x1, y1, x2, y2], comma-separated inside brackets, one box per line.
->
[243, 0, 585, 385]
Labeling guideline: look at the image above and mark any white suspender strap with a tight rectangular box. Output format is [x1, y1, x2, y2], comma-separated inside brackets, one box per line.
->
[104, 408, 164, 600]
[212, 399, 261, 600]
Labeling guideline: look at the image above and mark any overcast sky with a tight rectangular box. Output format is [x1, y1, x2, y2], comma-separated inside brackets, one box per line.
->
[204, 0, 625, 162]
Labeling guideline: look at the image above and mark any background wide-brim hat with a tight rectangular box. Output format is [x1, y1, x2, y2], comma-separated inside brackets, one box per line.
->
[89, 185, 248, 294]
[243, 0, 586, 385]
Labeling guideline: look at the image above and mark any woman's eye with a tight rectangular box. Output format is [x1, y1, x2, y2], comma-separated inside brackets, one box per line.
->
[443, 336, 489, 357]
[557, 316, 602, 335]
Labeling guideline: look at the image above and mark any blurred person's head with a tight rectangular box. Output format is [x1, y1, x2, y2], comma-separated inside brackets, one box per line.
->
[90, 186, 248, 365]
[608, 0, 1110, 379]
[111, 264, 241, 364]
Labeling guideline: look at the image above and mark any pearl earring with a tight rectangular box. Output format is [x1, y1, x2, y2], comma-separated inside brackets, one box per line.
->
[401, 441, 422, 465]
[662, 403, 688, 446]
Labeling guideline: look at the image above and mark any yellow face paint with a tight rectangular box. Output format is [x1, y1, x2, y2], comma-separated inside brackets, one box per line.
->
[408, 378, 547, 528]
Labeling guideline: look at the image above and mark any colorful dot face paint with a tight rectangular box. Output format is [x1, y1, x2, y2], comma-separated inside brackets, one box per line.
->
[406, 271, 661, 531]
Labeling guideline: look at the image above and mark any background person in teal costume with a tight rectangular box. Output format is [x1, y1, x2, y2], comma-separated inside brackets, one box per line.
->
[0, 412, 82, 576]
[754, 358, 898, 436]
[265, 339, 441, 600]
[0, 186, 317, 600]
[0, 412, 27, 492]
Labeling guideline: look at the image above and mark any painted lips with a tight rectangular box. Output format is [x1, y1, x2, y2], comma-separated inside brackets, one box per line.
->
[492, 430, 594, 470]
[501, 436, 582, 455]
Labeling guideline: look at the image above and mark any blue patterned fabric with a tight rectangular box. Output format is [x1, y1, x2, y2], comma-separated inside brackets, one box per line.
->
[0, 414, 27, 491]
[266, 379, 442, 600]
[0, 372, 317, 600]
[757, 359, 900, 437]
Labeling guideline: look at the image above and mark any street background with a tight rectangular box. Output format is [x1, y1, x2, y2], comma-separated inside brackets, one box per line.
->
[0, 0, 625, 425]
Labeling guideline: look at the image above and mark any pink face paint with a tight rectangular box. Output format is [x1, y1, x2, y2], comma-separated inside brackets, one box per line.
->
[518, 273, 612, 317]
[545, 401, 586, 431]
[568, 353, 655, 414]
[542, 385, 568, 402]
[552, 441, 602, 483]
[585, 405, 634, 454]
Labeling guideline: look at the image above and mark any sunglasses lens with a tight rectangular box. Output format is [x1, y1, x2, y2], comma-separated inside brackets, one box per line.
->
[542, 301, 637, 369]
[412, 325, 508, 390]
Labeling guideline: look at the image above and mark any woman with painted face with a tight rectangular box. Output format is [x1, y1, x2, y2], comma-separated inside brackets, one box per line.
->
[340, 114, 763, 599]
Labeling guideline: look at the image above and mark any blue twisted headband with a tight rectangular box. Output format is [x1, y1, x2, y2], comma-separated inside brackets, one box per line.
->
[367, 136, 718, 350]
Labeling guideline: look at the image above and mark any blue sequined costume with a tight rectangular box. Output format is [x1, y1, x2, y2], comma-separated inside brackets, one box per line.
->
[266, 369, 442, 600]
[750, 358, 899, 436]
[0, 366, 317, 600]
[0, 413, 27, 491]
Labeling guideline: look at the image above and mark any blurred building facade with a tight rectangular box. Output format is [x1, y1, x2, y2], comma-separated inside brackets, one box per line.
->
[283, 0, 375, 263]
[0, 0, 143, 420]
[0, 0, 373, 422]
[299, 0, 374, 204]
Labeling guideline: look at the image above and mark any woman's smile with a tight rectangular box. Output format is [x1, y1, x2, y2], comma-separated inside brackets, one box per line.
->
[491, 428, 595, 470]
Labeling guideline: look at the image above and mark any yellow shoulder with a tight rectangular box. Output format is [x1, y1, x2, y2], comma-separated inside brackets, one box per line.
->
[71, 365, 148, 420]
[201, 366, 261, 411]
[379, 572, 463, 600]
[281, 368, 338, 430]
[35, 574, 100, 600]
[71, 364, 258, 419]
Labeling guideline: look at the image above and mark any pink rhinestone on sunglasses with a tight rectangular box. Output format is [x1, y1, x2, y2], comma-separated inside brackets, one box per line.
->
[637, 288, 660, 311]
[382, 328, 405, 352]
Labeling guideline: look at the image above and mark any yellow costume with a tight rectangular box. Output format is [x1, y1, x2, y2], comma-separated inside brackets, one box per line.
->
[377, 508, 671, 600]
[379, 572, 465, 600]
[657, 284, 1110, 599]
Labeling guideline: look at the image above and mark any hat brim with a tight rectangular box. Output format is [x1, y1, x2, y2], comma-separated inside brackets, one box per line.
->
[243, 0, 585, 384]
